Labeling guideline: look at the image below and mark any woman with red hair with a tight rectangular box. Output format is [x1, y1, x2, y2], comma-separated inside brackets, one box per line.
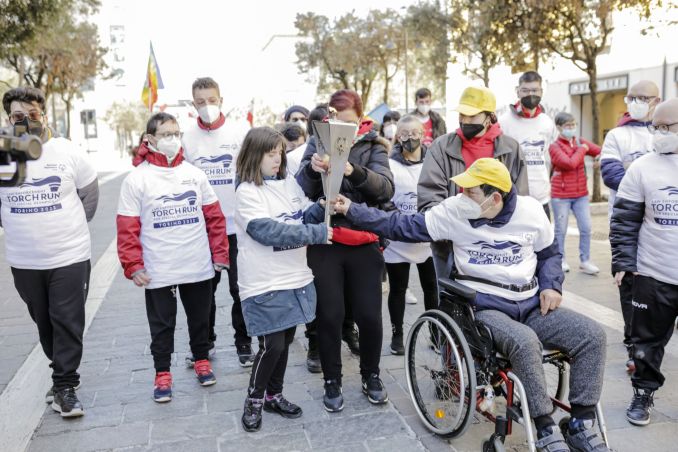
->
[296, 89, 394, 412]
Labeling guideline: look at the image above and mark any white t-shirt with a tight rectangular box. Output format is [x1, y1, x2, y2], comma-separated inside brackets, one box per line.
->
[0, 137, 96, 269]
[182, 119, 249, 234]
[499, 110, 557, 204]
[117, 161, 217, 289]
[616, 151, 678, 285]
[286, 142, 307, 177]
[235, 176, 316, 300]
[383, 158, 432, 264]
[425, 194, 553, 300]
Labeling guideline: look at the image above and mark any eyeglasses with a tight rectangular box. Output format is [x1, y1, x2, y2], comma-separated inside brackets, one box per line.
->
[398, 131, 422, 140]
[10, 111, 43, 122]
[518, 88, 542, 95]
[155, 131, 182, 139]
[647, 123, 678, 135]
[624, 95, 656, 104]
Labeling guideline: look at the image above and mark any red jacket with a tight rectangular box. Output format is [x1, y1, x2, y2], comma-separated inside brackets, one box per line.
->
[549, 136, 601, 199]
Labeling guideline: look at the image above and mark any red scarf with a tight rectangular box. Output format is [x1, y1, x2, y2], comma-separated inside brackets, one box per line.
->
[457, 122, 503, 168]
[132, 141, 184, 168]
[197, 113, 226, 131]
[514, 101, 543, 118]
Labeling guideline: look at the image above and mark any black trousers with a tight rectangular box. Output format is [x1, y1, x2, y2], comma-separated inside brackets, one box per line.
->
[629, 275, 678, 391]
[617, 271, 635, 352]
[308, 242, 384, 382]
[542, 202, 551, 222]
[12, 260, 91, 390]
[209, 234, 250, 347]
[145, 278, 212, 372]
[385, 257, 438, 334]
[248, 327, 296, 399]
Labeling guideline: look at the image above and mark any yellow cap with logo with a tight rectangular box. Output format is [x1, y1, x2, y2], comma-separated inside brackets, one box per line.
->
[451, 158, 512, 193]
[453, 86, 496, 116]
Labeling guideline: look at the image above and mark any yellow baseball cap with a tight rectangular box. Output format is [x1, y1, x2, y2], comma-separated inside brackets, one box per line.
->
[453, 86, 496, 116]
[451, 158, 512, 193]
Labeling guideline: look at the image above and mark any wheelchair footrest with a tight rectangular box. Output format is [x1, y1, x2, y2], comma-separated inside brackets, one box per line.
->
[494, 416, 508, 438]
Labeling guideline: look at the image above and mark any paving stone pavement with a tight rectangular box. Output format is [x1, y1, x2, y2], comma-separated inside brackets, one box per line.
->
[3, 187, 677, 451]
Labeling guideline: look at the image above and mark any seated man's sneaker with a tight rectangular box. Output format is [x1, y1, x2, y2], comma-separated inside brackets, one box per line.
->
[579, 260, 600, 275]
[241, 397, 263, 432]
[194, 359, 217, 386]
[153, 371, 172, 403]
[237, 344, 255, 367]
[263, 393, 303, 419]
[626, 388, 654, 426]
[323, 379, 344, 412]
[565, 418, 610, 451]
[51, 387, 85, 418]
[535, 425, 569, 452]
[362, 373, 388, 405]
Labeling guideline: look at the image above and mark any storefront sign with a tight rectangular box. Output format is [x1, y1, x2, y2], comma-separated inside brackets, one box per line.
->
[569, 74, 629, 95]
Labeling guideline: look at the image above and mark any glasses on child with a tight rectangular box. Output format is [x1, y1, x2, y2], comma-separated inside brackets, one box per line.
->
[10, 111, 43, 122]
[155, 131, 182, 139]
[647, 123, 678, 135]
[398, 131, 422, 140]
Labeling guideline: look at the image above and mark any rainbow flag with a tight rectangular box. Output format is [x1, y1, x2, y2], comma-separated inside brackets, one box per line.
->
[141, 42, 164, 111]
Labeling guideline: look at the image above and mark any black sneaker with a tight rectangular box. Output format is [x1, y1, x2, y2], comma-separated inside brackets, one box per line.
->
[535, 425, 569, 452]
[626, 388, 653, 426]
[46, 382, 81, 404]
[323, 379, 344, 412]
[362, 373, 388, 405]
[306, 347, 322, 374]
[237, 344, 255, 367]
[51, 387, 85, 418]
[342, 326, 360, 355]
[390, 333, 404, 355]
[565, 418, 610, 451]
[263, 393, 303, 419]
[241, 397, 263, 432]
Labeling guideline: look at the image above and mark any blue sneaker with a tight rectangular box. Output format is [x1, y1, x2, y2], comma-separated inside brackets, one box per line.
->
[194, 359, 217, 386]
[153, 372, 172, 403]
[565, 417, 610, 451]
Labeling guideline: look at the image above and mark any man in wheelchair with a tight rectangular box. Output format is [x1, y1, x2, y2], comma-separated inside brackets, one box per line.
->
[332, 158, 608, 452]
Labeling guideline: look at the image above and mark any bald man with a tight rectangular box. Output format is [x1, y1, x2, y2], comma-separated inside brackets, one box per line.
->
[600, 80, 660, 372]
[610, 98, 678, 426]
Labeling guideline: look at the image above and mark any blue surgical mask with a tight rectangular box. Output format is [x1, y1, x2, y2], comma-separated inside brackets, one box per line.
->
[561, 128, 576, 139]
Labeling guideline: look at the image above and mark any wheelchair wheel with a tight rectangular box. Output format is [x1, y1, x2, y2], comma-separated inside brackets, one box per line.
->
[405, 310, 476, 438]
[481, 435, 506, 452]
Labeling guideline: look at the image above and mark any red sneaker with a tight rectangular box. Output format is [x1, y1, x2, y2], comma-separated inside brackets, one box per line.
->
[153, 371, 172, 403]
[194, 359, 217, 386]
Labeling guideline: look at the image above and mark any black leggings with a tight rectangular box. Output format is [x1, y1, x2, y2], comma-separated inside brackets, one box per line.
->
[308, 242, 384, 382]
[385, 258, 438, 334]
[248, 327, 296, 399]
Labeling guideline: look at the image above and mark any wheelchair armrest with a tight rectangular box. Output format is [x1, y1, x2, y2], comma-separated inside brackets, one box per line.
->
[438, 278, 476, 302]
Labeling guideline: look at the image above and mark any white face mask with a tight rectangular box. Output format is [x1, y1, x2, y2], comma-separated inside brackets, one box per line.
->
[198, 104, 221, 124]
[652, 132, 678, 154]
[417, 104, 431, 115]
[448, 193, 493, 219]
[383, 123, 397, 139]
[627, 101, 650, 121]
[155, 137, 181, 162]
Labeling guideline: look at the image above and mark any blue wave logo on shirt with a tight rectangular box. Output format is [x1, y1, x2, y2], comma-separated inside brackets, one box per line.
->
[276, 210, 303, 223]
[404, 191, 418, 200]
[196, 154, 233, 168]
[156, 190, 197, 205]
[467, 240, 524, 266]
[522, 139, 545, 148]
[627, 151, 646, 161]
[659, 186, 678, 196]
[20, 176, 61, 192]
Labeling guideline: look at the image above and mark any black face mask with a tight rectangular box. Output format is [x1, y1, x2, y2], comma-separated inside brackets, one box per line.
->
[401, 138, 421, 153]
[520, 95, 541, 110]
[13, 116, 44, 138]
[460, 123, 486, 140]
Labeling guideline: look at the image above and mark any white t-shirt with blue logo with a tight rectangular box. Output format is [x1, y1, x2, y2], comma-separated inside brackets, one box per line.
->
[182, 119, 249, 234]
[383, 158, 432, 264]
[424, 194, 553, 300]
[0, 137, 96, 269]
[616, 151, 678, 285]
[235, 176, 315, 300]
[117, 161, 217, 289]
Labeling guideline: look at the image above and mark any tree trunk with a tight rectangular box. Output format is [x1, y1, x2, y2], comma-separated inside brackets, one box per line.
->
[482, 65, 490, 87]
[587, 64, 603, 202]
[65, 99, 72, 139]
[383, 74, 389, 105]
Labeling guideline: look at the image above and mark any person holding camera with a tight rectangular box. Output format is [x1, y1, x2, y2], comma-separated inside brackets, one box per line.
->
[0, 87, 99, 418]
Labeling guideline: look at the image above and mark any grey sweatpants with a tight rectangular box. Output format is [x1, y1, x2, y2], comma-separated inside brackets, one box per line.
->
[476, 306, 606, 418]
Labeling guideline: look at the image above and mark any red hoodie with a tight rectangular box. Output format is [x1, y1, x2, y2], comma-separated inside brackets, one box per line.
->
[457, 122, 503, 168]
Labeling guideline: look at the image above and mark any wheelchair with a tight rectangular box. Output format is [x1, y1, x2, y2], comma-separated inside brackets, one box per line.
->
[404, 278, 610, 452]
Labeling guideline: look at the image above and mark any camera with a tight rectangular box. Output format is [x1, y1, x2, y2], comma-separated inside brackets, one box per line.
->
[0, 124, 43, 187]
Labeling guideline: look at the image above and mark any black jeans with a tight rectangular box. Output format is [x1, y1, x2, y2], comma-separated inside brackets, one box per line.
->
[11, 260, 91, 390]
[385, 257, 438, 334]
[629, 275, 678, 391]
[209, 234, 250, 347]
[617, 271, 635, 352]
[308, 242, 384, 382]
[145, 279, 212, 372]
[248, 327, 296, 399]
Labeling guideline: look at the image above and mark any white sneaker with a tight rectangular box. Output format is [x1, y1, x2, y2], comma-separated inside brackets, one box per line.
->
[562, 262, 570, 273]
[405, 289, 418, 304]
[579, 260, 600, 275]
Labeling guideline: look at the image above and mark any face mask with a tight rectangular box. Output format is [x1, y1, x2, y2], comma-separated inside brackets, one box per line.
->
[627, 102, 650, 121]
[401, 138, 421, 153]
[417, 104, 431, 115]
[561, 128, 576, 139]
[198, 104, 221, 124]
[652, 132, 678, 154]
[383, 123, 397, 139]
[452, 194, 493, 219]
[155, 137, 181, 162]
[460, 123, 486, 140]
[520, 95, 541, 110]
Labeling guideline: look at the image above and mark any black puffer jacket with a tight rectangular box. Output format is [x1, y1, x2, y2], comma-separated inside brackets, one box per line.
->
[296, 128, 394, 229]
[610, 196, 644, 273]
